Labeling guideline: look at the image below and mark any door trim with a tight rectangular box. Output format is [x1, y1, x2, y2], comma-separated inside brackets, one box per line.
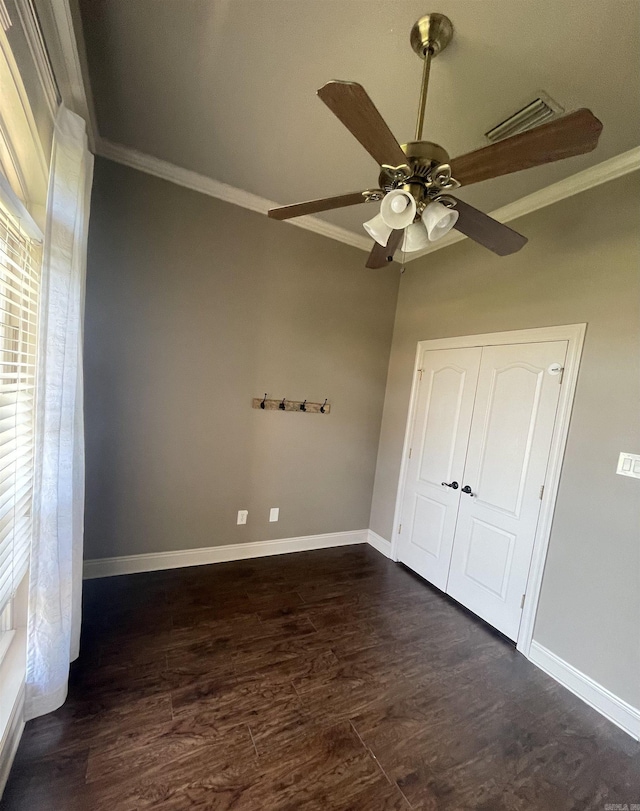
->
[391, 324, 587, 656]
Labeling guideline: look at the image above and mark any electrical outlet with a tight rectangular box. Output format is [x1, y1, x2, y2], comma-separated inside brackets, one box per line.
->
[237, 510, 248, 525]
[269, 507, 279, 522]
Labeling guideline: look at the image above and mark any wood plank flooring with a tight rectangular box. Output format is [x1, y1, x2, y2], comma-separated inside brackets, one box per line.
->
[2, 545, 639, 810]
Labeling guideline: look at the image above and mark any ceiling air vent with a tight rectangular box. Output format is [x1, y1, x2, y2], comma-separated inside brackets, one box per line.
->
[485, 93, 564, 143]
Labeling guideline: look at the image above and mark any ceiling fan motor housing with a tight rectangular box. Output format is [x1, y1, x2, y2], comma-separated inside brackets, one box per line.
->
[403, 140, 450, 167]
[379, 141, 453, 217]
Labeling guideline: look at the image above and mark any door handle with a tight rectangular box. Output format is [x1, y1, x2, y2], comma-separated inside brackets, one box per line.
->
[441, 481, 459, 489]
[461, 485, 474, 496]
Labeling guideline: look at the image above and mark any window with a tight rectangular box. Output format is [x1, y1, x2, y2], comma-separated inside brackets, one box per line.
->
[0, 186, 41, 660]
[0, 599, 13, 662]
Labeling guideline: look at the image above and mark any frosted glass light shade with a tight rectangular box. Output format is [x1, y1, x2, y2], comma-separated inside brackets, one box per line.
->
[422, 201, 459, 241]
[401, 221, 430, 253]
[363, 213, 393, 246]
[380, 190, 416, 229]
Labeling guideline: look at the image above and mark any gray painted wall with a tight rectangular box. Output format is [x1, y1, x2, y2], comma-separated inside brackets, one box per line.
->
[369, 173, 640, 708]
[83, 158, 400, 560]
[84, 157, 639, 711]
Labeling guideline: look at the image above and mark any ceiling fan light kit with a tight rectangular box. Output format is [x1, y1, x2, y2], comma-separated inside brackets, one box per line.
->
[380, 189, 417, 229]
[363, 213, 393, 247]
[267, 12, 603, 269]
[423, 200, 459, 240]
[402, 222, 431, 253]
[370, 198, 458, 251]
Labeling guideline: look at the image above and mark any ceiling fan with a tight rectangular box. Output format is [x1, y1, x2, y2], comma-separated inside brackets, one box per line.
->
[268, 13, 603, 268]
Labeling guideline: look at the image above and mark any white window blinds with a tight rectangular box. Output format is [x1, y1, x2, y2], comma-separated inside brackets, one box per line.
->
[0, 191, 41, 616]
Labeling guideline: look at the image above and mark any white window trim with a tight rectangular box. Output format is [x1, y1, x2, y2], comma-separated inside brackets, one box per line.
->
[0, 569, 28, 795]
[0, 2, 10, 33]
[10, 0, 59, 119]
[0, 18, 48, 214]
[0, 167, 42, 239]
[0, 6, 49, 789]
[0, 629, 26, 795]
[0, 601, 15, 665]
[0, 190, 41, 791]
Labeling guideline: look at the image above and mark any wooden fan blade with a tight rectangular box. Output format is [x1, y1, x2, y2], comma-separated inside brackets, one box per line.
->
[317, 81, 407, 167]
[450, 109, 603, 187]
[452, 197, 527, 256]
[366, 229, 404, 269]
[268, 191, 370, 220]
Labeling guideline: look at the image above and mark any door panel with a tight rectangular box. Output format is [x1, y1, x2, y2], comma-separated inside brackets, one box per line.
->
[464, 519, 515, 599]
[417, 365, 467, 486]
[474, 362, 545, 517]
[397, 347, 481, 589]
[446, 341, 568, 640]
[410, 494, 447, 558]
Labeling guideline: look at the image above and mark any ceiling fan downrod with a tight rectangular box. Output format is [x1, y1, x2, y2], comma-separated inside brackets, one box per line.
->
[410, 13, 454, 141]
[415, 47, 433, 141]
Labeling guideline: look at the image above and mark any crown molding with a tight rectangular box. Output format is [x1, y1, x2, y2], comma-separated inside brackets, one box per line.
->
[96, 137, 372, 252]
[96, 137, 640, 258]
[405, 145, 640, 261]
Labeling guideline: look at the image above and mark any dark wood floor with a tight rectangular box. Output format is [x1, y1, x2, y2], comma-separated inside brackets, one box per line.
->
[2, 546, 639, 810]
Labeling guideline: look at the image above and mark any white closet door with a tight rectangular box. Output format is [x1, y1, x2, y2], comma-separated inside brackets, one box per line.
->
[446, 341, 568, 641]
[396, 347, 481, 590]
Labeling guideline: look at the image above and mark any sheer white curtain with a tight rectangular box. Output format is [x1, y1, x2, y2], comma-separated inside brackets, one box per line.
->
[25, 106, 93, 720]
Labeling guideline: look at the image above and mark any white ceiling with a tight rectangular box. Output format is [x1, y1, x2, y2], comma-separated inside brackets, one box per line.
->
[79, 0, 640, 240]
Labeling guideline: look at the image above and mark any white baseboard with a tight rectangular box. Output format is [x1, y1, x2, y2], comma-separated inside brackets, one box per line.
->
[529, 641, 640, 740]
[83, 529, 370, 579]
[367, 530, 393, 558]
[0, 684, 24, 798]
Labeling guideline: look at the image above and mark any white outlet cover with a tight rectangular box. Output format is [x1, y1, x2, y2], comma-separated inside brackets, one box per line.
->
[269, 507, 279, 522]
[237, 510, 248, 525]
[616, 452, 640, 479]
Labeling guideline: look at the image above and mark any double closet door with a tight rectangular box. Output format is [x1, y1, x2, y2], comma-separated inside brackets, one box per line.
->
[397, 340, 567, 642]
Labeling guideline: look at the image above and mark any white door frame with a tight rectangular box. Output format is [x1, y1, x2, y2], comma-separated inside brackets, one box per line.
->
[391, 323, 587, 658]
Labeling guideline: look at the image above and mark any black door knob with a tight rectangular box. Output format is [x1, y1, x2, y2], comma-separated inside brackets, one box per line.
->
[461, 485, 474, 496]
[441, 481, 459, 489]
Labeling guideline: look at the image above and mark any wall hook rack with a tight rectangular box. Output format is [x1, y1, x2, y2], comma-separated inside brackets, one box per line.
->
[252, 397, 331, 414]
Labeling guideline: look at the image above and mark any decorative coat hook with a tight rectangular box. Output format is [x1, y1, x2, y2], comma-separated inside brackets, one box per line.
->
[252, 397, 330, 414]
